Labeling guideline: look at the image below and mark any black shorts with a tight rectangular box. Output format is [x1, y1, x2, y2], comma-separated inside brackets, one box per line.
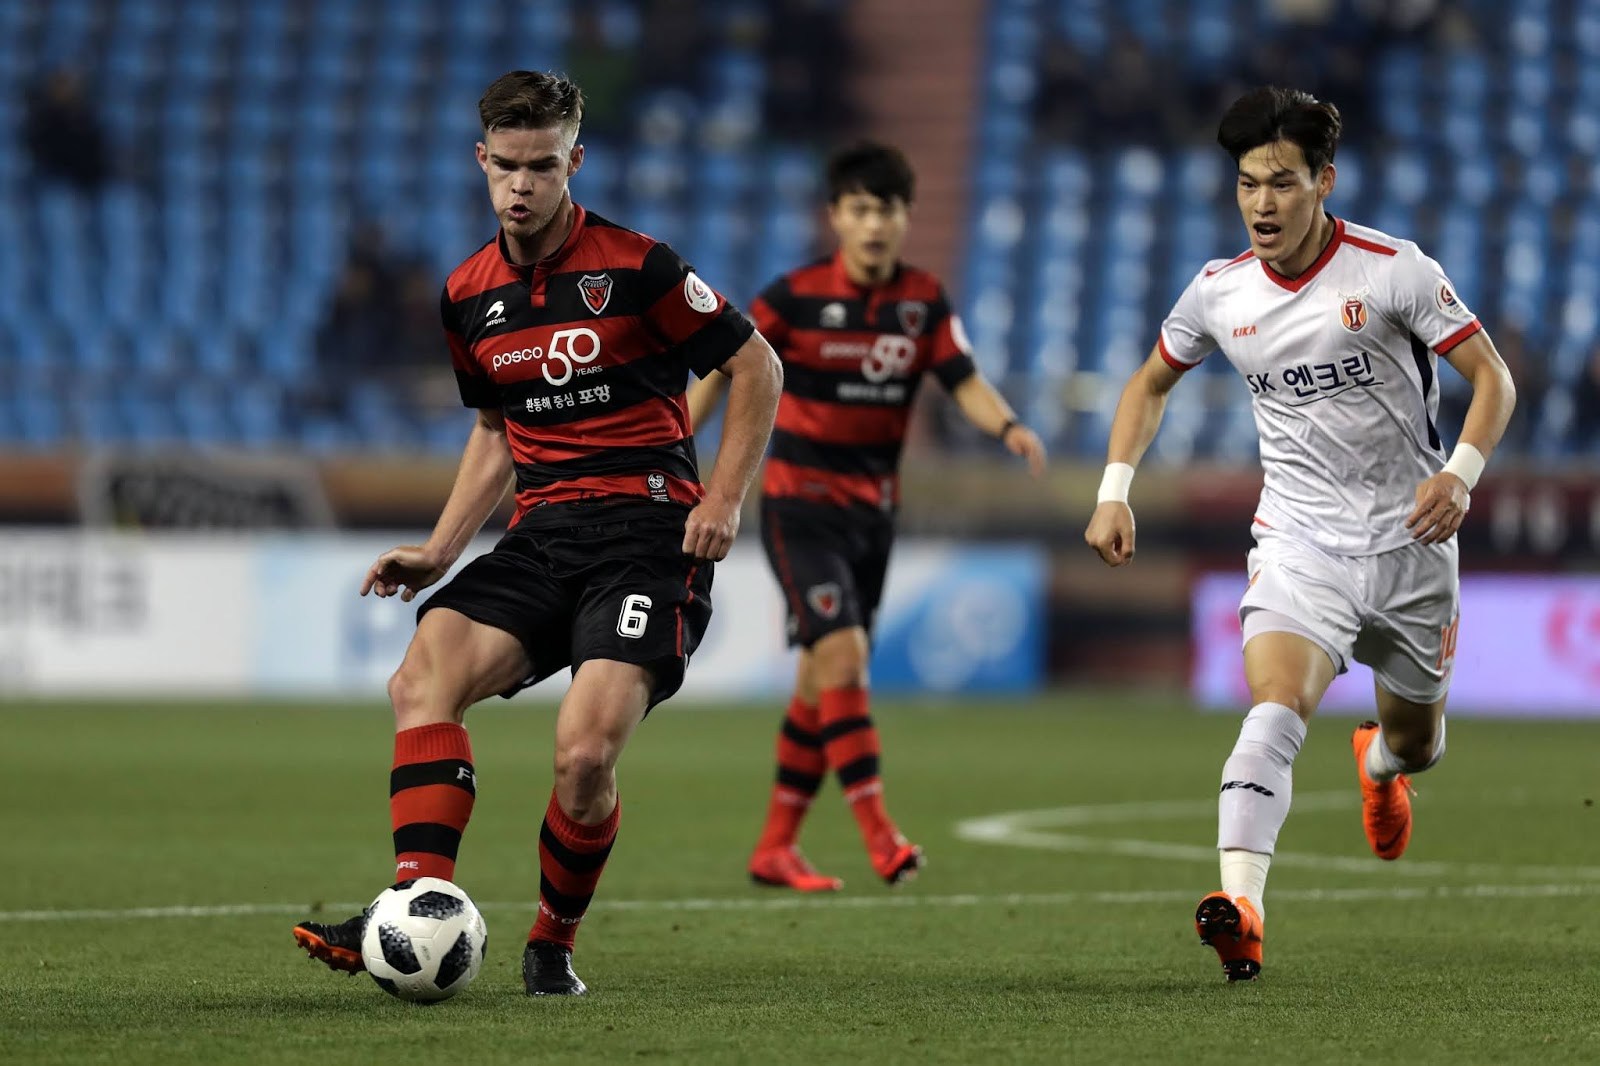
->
[759, 498, 895, 648]
[417, 502, 713, 709]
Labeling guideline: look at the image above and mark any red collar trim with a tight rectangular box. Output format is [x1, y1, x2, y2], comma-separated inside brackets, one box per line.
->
[498, 202, 587, 272]
[1259, 216, 1343, 293]
[830, 250, 900, 292]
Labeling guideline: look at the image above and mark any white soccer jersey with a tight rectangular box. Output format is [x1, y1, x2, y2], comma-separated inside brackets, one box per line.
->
[1158, 217, 1483, 556]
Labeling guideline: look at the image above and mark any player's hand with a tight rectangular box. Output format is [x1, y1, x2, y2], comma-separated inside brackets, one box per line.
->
[1406, 472, 1470, 544]
[1002, 423, 1048, 478]
[1085, 501, 1136, 567]
[683, 495, 740, 561]
[361, 545, 450, 602]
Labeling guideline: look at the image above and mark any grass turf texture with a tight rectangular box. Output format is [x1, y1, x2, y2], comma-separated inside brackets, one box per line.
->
[5, 696, 1599, 1065]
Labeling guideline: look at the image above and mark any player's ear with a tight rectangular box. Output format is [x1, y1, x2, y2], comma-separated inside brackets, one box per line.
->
[1317, 162, 1336, 200]
[475, 141, 489, 174]
[567, 142, 584, 178]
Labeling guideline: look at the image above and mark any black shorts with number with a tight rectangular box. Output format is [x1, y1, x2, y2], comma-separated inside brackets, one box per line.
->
[759, 498, 895, 648]
[416, 502, 713, 709]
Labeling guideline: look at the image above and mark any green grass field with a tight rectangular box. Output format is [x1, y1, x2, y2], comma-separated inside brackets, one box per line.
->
[6, 694, 1599, 1065]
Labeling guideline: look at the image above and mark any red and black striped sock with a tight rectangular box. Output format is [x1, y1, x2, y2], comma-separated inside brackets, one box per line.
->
[754, 695, 825, 852]
[818, 686, 895, 849]
[390, 722, 476, 883]
[529, 791, 619, 950]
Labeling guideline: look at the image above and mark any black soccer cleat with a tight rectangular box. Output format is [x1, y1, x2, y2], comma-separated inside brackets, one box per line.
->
[293, 911, 368, 974]
[522, 939, 588, 996]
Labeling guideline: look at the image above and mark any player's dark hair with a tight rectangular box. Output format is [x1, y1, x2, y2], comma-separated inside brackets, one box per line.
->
[1217, 87, 1342, 174]
[478, 70, 584, 138]
[826, 142, 916, 204]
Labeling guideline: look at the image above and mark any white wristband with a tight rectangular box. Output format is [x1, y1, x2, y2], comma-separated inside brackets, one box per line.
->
[1097, 462, 1136, 504]
[1441, 443, 1486, 491]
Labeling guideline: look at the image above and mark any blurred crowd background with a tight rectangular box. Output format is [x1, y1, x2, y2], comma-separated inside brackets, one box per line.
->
[7, 0, 1600, 462]
[2, 1, 1597, 699]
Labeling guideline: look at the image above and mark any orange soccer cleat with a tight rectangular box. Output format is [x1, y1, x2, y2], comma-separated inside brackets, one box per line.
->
[1351, 721, 1414, 861]
[1194, 892, 1264, 982]
[748, 846, 844, 892]
[868, 833, 924, 886]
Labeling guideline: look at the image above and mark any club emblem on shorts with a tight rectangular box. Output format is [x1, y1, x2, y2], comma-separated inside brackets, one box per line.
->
[806, 582, 843, 620]
[578, 273, 613, 315]
[897, 301, 927, 338]
[1341, 295, 1367, 333]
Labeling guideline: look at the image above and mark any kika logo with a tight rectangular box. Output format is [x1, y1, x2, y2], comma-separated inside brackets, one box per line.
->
[1233, 324, 1257, 338]
[578, 273, 613, 315]
[1219, 780, 1276, 797]
[484, 299, 507, 327]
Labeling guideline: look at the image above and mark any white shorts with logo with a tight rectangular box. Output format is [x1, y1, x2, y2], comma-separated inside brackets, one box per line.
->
[1239, 525, 1460, 703]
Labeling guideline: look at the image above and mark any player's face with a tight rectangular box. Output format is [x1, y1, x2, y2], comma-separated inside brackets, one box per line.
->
[829, 191, 909, 282]
[1235, 140, 1335, 269]
[476, 126, 583, 244]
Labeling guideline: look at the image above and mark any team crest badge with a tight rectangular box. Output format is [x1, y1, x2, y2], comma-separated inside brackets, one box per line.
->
[896, 301, 927, 338]
[806, 582, 843, 620]
[578, 273, 613, 315]
[1340, 295, 1367, 333]
[1436, 282, 1467, 318]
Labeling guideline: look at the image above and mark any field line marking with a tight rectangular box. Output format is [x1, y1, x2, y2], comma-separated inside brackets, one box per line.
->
[953, 790, 1600, 880]
[6, 882, 1600, 924]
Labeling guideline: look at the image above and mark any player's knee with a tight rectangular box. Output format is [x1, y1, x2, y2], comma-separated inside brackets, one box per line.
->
[387, 653, 460, 728]
[810, 629, 869, 689]
[553, 739, 617, 793]
[1245, 684, 1313, 718]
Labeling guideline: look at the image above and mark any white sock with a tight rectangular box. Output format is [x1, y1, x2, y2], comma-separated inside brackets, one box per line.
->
[1219, 849, 1272, 916]
[1365, 718, 1446, 781]
[1217, 701, 1306, 856]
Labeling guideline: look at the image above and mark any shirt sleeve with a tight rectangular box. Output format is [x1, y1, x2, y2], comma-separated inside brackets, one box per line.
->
[1156, 268, 1218, 372]
[442, 286, 497, 408]
[926, 286, 978, 392]
[1387, 245, 1483, 354]
[639, 242, 757, 378]
[748, 278, 792, 353]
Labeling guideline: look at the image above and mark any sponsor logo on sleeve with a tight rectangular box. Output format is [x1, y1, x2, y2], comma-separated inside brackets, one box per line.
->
[684, 272, 718, 314]
[1436, 282, 1468, 318]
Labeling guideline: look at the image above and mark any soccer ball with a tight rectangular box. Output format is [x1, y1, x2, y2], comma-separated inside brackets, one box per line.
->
[360, 877, 488, 1003]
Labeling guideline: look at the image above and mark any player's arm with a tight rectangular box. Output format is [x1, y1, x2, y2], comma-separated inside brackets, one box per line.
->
[948, 374, 1047, 476]
[362, 413, 515, 602]
[686, 370, 730, 433]
[1084, 346, 1186, 567]
[683, 332, 783, 561]
[1406, 332, 1517, 544]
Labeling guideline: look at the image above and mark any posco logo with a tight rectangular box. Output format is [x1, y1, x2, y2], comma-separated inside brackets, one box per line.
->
[490, 327, 602, 385]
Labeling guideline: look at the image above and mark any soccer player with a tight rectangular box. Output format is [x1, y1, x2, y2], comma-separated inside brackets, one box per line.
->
[291, 71, 782, 996]
[1084, 87, 1516, 981]
[689, 143, 1047, 891]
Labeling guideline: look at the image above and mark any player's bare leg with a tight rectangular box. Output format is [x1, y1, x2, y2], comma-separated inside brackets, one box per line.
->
[749, 648, 844, 892]
[523, 658, 652, 996]
[1199, 629, 1335, 980]
[295, 609, 530, 974]
[1352, 686, 1447, 860]
[809, 626, 922, 885]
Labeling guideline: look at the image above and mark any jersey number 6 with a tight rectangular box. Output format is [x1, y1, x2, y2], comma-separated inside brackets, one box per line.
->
[617, 594, 652, 638]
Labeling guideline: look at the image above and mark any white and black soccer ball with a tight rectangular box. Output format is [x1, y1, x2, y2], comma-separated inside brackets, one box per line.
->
[361, 877, 487, 1003]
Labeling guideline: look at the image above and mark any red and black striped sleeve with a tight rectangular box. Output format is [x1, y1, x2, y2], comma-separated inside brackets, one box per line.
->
[927, 286, 978, 391]
[748, 278, 792, 350]
[442, 285, 496, 408]
[638, 242, 756, 378]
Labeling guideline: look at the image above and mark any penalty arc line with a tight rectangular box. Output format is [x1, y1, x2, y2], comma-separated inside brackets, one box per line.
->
[5, 882, 1600, 924]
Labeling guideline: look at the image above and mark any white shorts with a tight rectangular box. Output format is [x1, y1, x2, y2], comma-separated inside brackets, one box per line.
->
[1239, 525, 1460, 704]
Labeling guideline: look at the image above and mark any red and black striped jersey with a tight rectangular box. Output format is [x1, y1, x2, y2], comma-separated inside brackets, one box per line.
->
[755, 253, 977, 513]
[442, 204, 755, 528]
